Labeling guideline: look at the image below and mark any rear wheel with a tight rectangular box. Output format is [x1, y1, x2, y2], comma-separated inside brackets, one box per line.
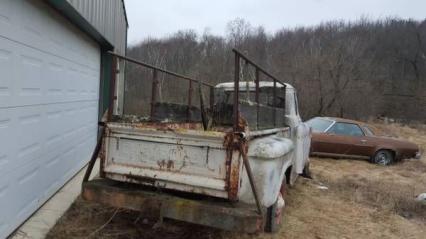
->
[372, 150, 394, 166]
[265, 181, 286, 233]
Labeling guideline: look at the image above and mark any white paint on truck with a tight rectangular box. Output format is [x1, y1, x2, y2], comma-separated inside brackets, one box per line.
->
[101, 82, 311, 209]
[239, 135, 294, 207]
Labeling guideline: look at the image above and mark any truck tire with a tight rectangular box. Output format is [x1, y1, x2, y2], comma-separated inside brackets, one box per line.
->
[265, 182, 286, 233]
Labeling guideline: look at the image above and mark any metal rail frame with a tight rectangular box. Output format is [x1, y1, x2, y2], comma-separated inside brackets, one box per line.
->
[106, 51, 215, 122]
[231, 48, 287, 215]
[232, 48, 287, 132]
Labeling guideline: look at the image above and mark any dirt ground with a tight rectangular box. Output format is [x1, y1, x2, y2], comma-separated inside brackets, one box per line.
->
[47, 122, 426, 239]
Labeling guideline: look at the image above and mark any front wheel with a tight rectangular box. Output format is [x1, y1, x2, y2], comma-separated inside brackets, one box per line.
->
[372, 150, 394, 166]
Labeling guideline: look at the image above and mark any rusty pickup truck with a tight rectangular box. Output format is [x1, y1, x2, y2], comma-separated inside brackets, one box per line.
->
[82, 49, 311, 233]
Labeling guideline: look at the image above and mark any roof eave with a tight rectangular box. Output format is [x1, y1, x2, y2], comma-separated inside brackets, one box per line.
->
[44, 0, 114, 50]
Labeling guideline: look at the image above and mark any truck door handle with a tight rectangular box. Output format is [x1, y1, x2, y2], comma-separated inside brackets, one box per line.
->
[360, 139, 367, 143]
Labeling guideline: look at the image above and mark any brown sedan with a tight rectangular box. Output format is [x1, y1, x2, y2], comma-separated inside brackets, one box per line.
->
[306, 117, 421, 165]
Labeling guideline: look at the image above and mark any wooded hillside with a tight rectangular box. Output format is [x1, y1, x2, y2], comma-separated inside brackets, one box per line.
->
[125, 18, 426, 122]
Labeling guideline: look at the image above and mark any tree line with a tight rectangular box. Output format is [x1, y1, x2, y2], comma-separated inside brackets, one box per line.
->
[125, 18, 426, 122]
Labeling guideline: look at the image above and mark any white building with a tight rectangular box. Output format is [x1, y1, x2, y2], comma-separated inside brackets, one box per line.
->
[0, 0, 128, 237]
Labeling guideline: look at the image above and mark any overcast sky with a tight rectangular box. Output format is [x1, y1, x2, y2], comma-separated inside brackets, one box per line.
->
[124, 0, 425, 45]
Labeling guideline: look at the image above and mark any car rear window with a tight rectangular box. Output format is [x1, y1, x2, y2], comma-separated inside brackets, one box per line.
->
[362, 126, 375, 136]
[306, 117, 333, 132]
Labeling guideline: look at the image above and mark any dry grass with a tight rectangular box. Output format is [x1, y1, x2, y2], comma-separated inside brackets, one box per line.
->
[325, 176, 426, 220]
[47, 122, 426, 239]
[46, 199, 224, 239]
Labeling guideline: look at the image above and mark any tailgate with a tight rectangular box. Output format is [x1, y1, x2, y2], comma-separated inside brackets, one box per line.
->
[101, 123, 234, 199]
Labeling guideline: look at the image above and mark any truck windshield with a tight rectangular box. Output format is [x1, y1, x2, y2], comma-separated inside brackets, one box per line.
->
[306, 117, 333, 132]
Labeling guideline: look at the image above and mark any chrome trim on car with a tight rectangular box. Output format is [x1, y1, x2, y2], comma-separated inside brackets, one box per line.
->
[324, 121, 336, 133]
[310, 152, 370, 160]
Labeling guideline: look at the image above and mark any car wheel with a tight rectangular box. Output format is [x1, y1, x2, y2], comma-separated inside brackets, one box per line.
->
[265, 181, 286, 233]
[372, 150, 394, 166]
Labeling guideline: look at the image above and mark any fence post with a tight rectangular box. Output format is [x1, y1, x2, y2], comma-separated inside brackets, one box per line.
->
[150, 69, 158, 120]
[233, 53, 240, 131]
[209, 86, 214, 110]
[255, 69, 260, 130]
[187, 79, 193, 122]
[273, 79, 277, 127]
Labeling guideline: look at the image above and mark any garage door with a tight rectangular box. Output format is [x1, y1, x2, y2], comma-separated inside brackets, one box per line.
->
[0, 1, 100, 237]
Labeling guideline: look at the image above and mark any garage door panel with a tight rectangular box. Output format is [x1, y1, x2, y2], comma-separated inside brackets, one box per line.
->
[0, 1, 101, 237]
[0, 101, 99, 178]
[0, 41, 15, 103]
[18, 52, 44, 101]
[0, 103, 98, 237]
[0, 0, 99, 72]
[0, 37, 100, 108]
[0, 139, 93, 236]
[0, 0, 16, 34]
[0, 101, 98, 175]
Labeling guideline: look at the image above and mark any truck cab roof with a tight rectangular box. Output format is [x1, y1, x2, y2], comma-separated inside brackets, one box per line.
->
[215, 81, 294, 91]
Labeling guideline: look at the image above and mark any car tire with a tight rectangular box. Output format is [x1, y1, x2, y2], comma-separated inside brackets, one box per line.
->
[372, 150, 394, 166]
[301, 162, 312, 179]
[265, 181, 286, 233]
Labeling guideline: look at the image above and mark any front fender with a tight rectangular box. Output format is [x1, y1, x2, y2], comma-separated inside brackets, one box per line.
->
[238, 136, 294, 207]
[293, 123, 311, 174]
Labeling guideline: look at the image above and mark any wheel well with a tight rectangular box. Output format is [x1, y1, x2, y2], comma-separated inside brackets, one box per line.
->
[285, 166, 292, 184]
[374, 149, 396, 160]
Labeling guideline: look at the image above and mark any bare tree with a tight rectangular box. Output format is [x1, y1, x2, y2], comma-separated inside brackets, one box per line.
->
[125, 18, 426, 122]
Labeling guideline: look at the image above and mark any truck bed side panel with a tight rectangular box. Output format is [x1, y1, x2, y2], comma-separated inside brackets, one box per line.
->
[102, 125, 229, 198]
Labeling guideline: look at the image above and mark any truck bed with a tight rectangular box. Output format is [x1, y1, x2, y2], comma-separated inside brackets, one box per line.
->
[101, 121, 293, 205]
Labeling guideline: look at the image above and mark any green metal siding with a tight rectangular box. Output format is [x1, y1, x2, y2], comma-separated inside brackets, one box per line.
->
[66, 0, 128, 55]
[100, 52, 113, 119]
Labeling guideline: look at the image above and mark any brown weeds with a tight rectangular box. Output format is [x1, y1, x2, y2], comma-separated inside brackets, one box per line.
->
[47, 122, 426, 239]
[322, 176, 426, 221]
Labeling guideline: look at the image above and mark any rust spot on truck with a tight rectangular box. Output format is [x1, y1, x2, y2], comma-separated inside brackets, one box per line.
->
[132, 122, 203, 131]
[228, 155, 240, 201]
[166, 160, 174, 170]
[99, 128, 109, 178]
[157, 160, 166, 170]
[119, 173, 156, 185]
[156, 159, 175, 171]
[223, 115, 247, 201]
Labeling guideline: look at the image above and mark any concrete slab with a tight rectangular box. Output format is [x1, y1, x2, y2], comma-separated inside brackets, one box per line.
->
[9, 160, 99, 239]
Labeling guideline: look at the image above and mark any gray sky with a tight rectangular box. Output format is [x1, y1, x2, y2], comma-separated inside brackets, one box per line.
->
[124, 0, 425, 45]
